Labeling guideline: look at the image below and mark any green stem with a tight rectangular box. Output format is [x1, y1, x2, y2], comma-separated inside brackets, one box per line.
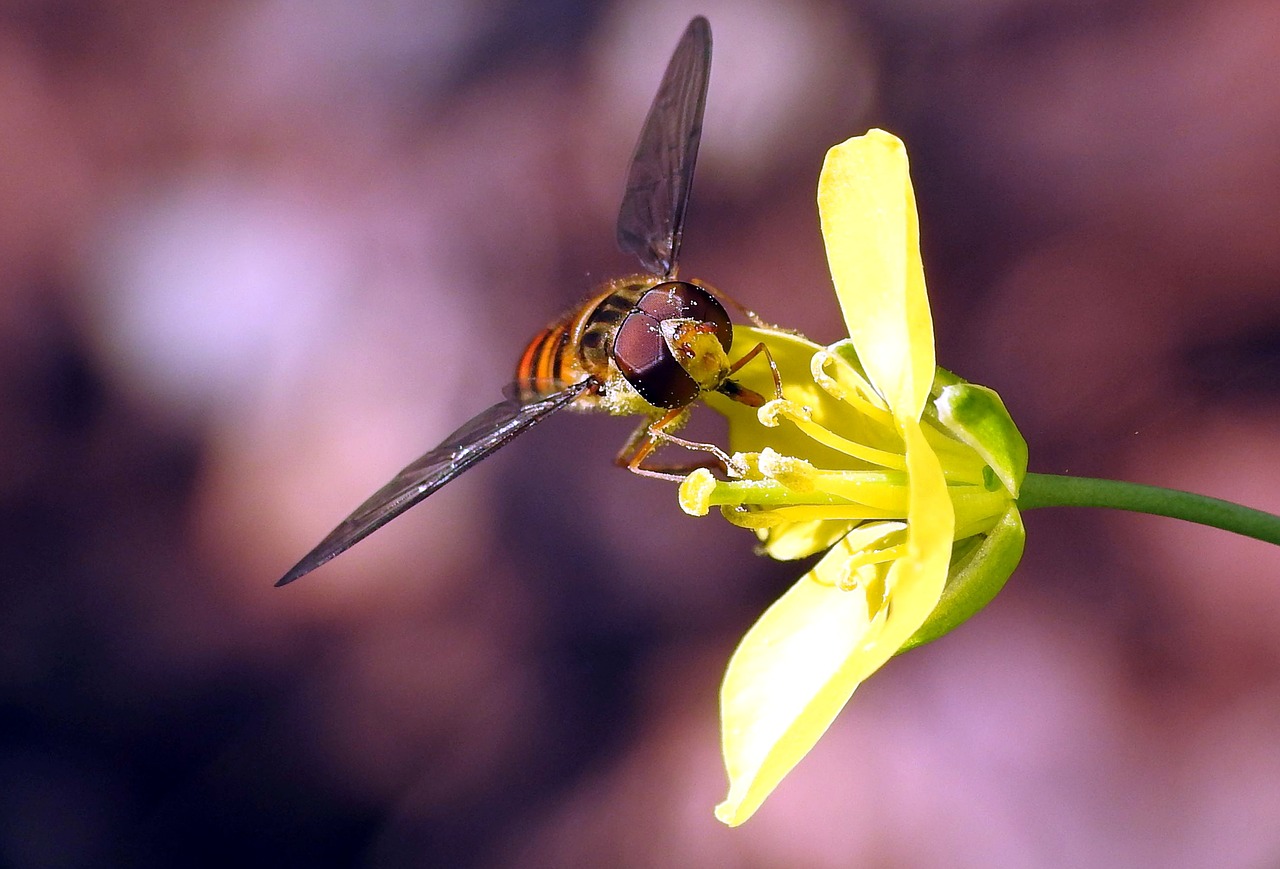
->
[1018, 473, 1280, 546]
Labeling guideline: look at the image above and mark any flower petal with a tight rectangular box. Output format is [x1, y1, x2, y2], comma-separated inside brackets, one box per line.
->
[754, 516, 856, 561]
[715, 415, 952, 825]
[899, 505, 1025, 653]
[818, 130, 934, 419]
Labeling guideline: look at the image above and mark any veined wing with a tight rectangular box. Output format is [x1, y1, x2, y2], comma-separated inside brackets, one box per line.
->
[276, 379, 593, 586]
[615, 16, 712, 278]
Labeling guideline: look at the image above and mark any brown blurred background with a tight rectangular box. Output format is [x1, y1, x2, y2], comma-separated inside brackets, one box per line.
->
[3, 0, 1279, 866]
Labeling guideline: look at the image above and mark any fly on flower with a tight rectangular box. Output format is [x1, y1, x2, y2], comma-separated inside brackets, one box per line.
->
[277, 17, 778, 586]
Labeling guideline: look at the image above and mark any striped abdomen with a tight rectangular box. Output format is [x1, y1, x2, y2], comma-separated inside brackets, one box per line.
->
[514, 277, 656, 403]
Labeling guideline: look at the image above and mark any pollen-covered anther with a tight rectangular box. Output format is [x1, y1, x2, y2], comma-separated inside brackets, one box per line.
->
[756, 448, 817, 492]
[836, 562, 878, 593]
[720, 504, 784, 529]
[808, 350, 849, 401]
[725, 451, 756, 479]
[678, 468, 718, 517]
[811, 349, 889, 414]
[814, 520, 910, 596]
[758, 398, 811, 429]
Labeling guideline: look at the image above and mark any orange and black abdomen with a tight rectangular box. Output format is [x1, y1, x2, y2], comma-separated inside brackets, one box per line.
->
[515, 310, 582, 400]
[514, 277, 655, 402]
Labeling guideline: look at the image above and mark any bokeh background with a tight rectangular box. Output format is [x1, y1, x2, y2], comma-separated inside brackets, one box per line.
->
[4, 0, 1280, 865]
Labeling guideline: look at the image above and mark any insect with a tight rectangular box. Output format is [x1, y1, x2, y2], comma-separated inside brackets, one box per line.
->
[277, 16, 776, 587]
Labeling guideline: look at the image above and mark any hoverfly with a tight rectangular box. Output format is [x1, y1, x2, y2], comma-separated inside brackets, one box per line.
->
[277, 16, 776, 587]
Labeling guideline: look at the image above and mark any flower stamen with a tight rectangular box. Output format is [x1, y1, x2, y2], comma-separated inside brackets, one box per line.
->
[811, 348, 890, 417]
[760, 399, 908, 471]
[816, 521, 907, 593]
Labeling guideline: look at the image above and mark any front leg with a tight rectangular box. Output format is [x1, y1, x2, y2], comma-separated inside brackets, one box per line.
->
[615, 408, 736, 481]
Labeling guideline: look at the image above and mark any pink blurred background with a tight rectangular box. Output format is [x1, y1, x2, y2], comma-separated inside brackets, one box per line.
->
[3, 0, 1280, 866]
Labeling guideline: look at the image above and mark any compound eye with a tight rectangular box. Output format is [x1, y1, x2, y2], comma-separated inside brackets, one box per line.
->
[638, 281, 733, 352]
[612, 309, 699, 409]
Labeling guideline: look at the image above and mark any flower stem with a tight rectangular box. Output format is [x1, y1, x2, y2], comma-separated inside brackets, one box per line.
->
[1018, 473, 1280, 546]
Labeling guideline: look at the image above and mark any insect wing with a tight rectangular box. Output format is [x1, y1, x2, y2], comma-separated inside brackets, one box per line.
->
[615, 16, 712, 278]
[276, 380, 592, 586]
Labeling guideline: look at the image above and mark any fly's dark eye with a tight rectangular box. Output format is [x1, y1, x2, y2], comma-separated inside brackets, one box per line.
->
[612, 308, 699, 408]
[610, 281, 733, 409]
[638, 281, 733, 351]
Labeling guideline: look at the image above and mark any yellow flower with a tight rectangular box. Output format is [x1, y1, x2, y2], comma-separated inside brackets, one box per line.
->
[680, 130, 1027, 825]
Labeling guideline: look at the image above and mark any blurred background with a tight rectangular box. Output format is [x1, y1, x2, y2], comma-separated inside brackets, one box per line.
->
[3, 0, 1280, 865]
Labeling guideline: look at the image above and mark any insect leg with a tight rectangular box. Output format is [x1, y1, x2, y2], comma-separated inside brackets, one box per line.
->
[616, 407, 735, 481]
[727, 341, 782, 400]
[715, 340, 783, 409]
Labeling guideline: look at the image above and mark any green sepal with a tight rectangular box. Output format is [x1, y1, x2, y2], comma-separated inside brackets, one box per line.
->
[897, 505, 1025, 653]
[928, 371, 1028, 497]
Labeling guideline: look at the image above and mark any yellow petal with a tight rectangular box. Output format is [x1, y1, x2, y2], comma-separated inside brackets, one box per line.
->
[757, 517, 856, 561]
[715, 415, 953, 825]
[892, 415, 956, 632]
[818, 130, 934, 419]
[714, 529, 886, 826]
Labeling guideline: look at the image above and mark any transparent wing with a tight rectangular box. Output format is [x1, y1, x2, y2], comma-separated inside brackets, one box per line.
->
[616, 16, 712, 278]
[276, 379, 593, 586]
